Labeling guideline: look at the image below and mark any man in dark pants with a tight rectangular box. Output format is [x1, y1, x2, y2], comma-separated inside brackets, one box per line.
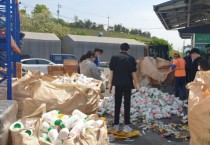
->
[109, 43, 140, 132]
[171, 53, 186, 100]
[190, 48, 202, 82]
[184, 51, 192, 83]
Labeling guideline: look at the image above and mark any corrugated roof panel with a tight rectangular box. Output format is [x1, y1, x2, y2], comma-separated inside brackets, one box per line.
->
[23, 32, 60, 41]
[67, 35, 145, 45]
[154, 0, 210, 30]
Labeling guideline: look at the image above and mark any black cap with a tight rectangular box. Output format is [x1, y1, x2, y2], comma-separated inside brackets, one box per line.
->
[190, 48, 200, 54]
[94, 48, 103, 53]
[186, 50, 191, 54]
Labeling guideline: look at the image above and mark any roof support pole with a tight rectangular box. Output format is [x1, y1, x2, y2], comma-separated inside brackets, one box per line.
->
[187, 0, 192, 27]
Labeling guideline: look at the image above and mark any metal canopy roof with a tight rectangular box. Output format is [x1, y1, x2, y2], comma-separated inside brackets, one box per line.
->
[23, 32, 60, 41]
[178, 24, 210, 39]
[67, 35, 145, 45]
[154, 0, 210, 30]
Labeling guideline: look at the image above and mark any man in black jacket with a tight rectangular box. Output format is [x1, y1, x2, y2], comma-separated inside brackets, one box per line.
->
[190, 48, 202, 82]
[184, 51, 192, 83]
[109, 43, 140, 132]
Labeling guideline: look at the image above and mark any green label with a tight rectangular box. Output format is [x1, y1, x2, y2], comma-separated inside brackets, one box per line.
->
[195, 33, 210, 44]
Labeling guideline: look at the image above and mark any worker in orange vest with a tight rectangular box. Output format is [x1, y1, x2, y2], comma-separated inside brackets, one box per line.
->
[171, 53, 187, 100]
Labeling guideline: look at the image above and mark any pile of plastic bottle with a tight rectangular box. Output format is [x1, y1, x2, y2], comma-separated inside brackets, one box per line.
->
[51, 74, 101, 90]
[10, 109, 104, 145]
[98, 87, 187, 124]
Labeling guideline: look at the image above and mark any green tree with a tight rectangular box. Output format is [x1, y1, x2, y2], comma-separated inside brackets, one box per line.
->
[147, 37, 174, 56]
[33, 4, 49, 14]
[130, 29, 142, 35]
[96, 24, 104, 31]
[114, 24, 122, 32]
[45, 22, 69, 38]
[31, 10, 52, 32]
[52, 18, 69, 27]
[20, 9, 26, 14]
[84, 19, 93, 29]
[92, 22, 97, 30]
[20, 12, 33, 31]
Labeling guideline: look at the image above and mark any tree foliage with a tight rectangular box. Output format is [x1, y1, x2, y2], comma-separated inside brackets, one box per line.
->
[147, 37, 175, 56]
[20, 6, 69, 38]
[33, 4, 49, 14]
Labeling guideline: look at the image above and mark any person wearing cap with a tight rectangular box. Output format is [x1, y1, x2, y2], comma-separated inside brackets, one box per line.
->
[109, 43, 140, 132]
[190, 48, 202, 82]
[171, 53, 186, 100]
[184, 50, 192, 83]
[94, 48, 103, 67]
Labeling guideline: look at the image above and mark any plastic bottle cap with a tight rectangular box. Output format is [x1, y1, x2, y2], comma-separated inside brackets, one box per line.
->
[60, 124, 65, 129]
[58, 114, 64, 119]
[84, 116, 88, 121]
[56, 110, 61, 114]
[14, 123, 22, 128]
[45, 137, 51, 142]
[25, 130, 32, 136]
[48, 127, 53, 132]
[55, 120, 62, 126]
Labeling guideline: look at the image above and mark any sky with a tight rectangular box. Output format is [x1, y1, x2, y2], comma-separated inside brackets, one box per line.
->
[20, 0, 191, 51]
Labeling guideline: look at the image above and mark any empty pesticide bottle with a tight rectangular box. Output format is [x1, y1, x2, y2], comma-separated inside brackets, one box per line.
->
[10, 122, 24, 131]
[48, 128, 59, 143]
[20, 130, 33, 137]
[72, 109, 87, 120]
[58, 127, 69, 140]
[68, 120, 85, 139]
[41, 122, 50, 133]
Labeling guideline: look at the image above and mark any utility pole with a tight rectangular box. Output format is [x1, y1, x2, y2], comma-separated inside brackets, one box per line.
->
[107, 16, 110, 31]
[57, 3, 62, 19]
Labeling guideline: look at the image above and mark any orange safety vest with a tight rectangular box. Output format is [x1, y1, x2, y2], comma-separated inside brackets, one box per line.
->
[173, 58, 186, 77]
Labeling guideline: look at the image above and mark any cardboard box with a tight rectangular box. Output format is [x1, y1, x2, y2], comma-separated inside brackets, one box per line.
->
[64, 60, 78, 66]
[48, 66, 64, 76]
[63, 60, 78, 76]
[16, 62, 22, 79]
[64, 65, 78, 76]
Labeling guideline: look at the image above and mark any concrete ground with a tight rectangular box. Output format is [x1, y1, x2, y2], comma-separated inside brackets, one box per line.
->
[101, 73, 189, 145]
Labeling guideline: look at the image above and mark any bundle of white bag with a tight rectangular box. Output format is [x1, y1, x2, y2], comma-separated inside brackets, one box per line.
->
[98, 87, 187, 123]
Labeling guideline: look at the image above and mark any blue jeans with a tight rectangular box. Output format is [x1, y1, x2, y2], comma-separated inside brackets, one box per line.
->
[175, 77, 186, 99]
